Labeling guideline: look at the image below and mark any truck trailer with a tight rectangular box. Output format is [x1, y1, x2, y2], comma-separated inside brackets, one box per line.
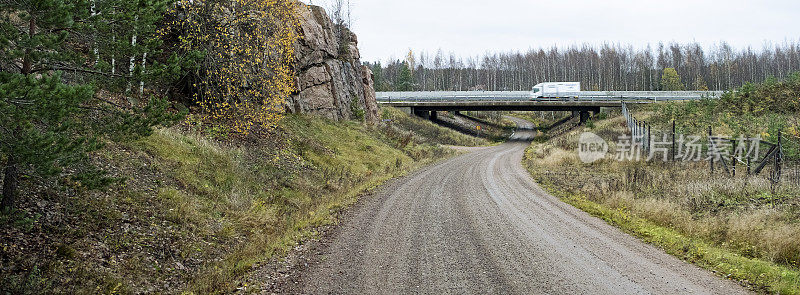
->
[530, 82, 581, 99]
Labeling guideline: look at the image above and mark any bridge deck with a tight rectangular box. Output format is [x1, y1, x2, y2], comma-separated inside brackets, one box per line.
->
[377, 91, 722, 102]
[378, 100, 618, 112]
[376, 91, 721, 112]
[379, 100, 625, 108]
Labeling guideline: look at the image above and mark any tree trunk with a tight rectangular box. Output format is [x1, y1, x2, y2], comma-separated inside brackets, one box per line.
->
[5, 16, 35, 211]
[1, 156, 18, 211]
[22, 16, 36, 75]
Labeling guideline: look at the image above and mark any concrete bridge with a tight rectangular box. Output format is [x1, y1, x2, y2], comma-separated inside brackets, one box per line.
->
[377, 91, 722, 123]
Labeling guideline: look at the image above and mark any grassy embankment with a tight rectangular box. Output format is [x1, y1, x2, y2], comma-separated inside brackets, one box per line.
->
[522, 78, 800, 294]
[0, 107, 486, 294]
[510, 111, 578, 140]
[380, 108, 490, 146]
[432, 111, 517, 142]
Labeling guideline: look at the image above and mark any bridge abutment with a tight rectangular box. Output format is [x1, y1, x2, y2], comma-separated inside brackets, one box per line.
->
[396, 107, 413, 115]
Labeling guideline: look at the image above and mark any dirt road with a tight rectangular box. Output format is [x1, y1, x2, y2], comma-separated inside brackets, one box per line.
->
[293, 117, 749, 294]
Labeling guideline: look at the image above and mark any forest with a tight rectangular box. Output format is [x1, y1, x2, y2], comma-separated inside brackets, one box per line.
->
[0, 0, 300, 211]
[369, 42, 800, 92]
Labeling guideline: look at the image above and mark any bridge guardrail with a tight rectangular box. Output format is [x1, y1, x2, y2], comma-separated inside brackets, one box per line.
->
[376, 91, 722, 103]
[376, 96, 713, 103]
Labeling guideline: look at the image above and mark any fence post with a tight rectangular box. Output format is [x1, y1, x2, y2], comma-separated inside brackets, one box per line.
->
[641, 121, 647, 150]
[642, 121, 646, 153]
[640, 121, 644, 150]
[775, 131, 783, 185]
[647, 125, 653, 154]
[672, 120, 676, 162]
[640, 121, 645, 148]
[747, 157, 751, 176]
[709, 126, 714, 174]
[642, 121, 647, 150]
[732, 138, 736, 177]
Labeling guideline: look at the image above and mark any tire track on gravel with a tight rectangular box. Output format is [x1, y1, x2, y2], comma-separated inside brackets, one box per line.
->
[291, 116, 750, 295]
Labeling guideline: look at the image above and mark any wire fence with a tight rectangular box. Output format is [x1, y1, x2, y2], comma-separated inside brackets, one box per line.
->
[620, 103, 800, 192]
[780, 159, 800, 188]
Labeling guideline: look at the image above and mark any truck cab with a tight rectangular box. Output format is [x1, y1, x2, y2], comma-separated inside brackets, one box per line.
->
[531, 85, 543, 96]
[530, 82, 581, 99]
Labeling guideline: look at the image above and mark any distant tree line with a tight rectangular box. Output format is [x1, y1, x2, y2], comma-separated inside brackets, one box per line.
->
[368, 42, 800, 92]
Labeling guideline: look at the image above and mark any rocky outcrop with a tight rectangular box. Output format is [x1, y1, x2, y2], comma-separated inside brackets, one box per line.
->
[361, 66, 379, 123]
[286, 4, 378, 124]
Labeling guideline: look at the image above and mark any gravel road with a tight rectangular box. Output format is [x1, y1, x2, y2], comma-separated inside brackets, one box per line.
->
[293, 117, 750, 294]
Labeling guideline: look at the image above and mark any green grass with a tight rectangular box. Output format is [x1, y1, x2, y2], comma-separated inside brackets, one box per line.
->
[509, 111, 571, 130]
[451, 111, 517, 142]
[381, 107, 490, 146]
[138, 114, 458, 293]
[557, 192, 800, 294]
[1, 108, 480, 294]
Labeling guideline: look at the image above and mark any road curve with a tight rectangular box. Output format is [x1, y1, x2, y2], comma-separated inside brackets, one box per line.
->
[294, 117, 750, 294]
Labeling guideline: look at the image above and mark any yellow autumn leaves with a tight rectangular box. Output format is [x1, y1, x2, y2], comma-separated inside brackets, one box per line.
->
[168, 0, 301, 134]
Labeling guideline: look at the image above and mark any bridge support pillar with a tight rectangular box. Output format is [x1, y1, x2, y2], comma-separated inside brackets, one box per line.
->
[590, 107, 602, 117]
[429, 111, 438, 120]
[579, 111, 590, 125]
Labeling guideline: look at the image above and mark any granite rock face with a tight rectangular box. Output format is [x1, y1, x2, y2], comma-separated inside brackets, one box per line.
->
[287, 5, 377, 123]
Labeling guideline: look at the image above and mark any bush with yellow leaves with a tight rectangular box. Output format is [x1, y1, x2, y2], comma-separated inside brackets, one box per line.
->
[167, 0, 301, 134]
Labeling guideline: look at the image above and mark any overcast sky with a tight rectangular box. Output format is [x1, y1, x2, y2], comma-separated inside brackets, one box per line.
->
[305, 0, 800, 63]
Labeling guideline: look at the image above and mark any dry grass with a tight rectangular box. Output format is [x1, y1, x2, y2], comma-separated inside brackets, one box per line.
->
[524, 109, 800, 293]
[0, 109, 473, 294]
[381, 107, 490, 146]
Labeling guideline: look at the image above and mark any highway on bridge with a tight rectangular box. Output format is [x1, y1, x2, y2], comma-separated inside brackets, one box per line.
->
[377, 90, 723, 102]
[376, 90, 722, 122]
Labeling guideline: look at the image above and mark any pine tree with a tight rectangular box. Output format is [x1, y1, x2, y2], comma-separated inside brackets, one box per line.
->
[397, 62, 414, 91]
[89, 0, 177, 94]
[0, 0, 179, 211]
[369, 62, 389, 91]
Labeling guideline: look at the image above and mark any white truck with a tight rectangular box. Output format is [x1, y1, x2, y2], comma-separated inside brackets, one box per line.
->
[530, 82, 581, 99]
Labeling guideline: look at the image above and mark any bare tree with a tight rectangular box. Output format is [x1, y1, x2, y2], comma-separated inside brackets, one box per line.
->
[374, 41, 800, 92]
[326, 0, 352, 49]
